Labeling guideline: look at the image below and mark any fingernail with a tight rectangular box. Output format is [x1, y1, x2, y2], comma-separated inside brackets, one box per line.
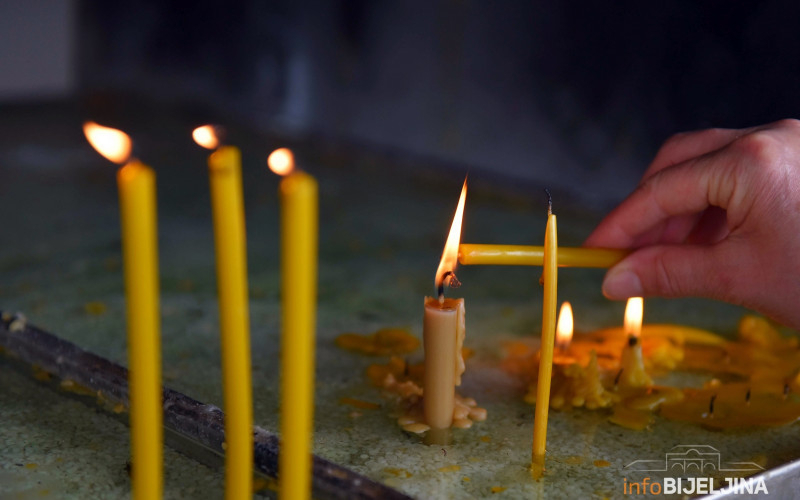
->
[602, 267, 643, 299]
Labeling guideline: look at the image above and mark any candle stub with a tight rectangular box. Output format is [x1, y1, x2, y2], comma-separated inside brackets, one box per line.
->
[423, 296, 465, 444]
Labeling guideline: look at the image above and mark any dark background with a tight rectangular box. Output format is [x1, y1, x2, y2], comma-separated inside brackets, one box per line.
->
[5, 0, 800, 205]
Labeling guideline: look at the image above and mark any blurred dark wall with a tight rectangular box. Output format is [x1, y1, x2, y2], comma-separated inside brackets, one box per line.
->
[75, 0, 800, 204]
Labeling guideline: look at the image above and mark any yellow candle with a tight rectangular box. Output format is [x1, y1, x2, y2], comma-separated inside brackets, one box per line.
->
[619, 297, 652, 388]
[269, 148, 318, 500]
[532, 210, 557, 478]
[194, 126, 253, 500]
[84, 122, 162, 500]
[423, 179, 468, 445]
[458, 244, 626, 268]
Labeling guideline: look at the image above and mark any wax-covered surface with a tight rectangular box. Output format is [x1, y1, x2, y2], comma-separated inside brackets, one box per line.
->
[1, 101, 798, 499]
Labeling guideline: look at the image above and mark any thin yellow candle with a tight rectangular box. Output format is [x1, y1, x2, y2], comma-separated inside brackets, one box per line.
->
[423, 179, 468, 445]
[193, 125, 253, 500]
[83, 122, 162, 500]
[269, 148, 318, 500]
[459, 244, 626, 268]
[532, 202, 557, 479]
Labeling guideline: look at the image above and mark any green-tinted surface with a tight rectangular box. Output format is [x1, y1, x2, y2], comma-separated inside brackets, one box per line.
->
[1, 102, 798, 499]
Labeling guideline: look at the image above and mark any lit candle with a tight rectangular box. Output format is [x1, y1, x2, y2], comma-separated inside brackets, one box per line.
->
[554, 301, 574, 362]
[423, 179, 468, 445]
[618, 297, 652, 388]
[268, 148, 318, 500]
[458, 244, 626, 268]
[83, 122, 162, 500]
[532, 196, 557, 479]
[193, 125, 253, 500]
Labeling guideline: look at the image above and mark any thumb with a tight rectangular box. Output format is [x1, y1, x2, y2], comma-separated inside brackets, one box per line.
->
[601, 244, 736, 301]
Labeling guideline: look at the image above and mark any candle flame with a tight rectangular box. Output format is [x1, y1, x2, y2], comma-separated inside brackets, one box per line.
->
[83, 121, 132, 164]
[268, 147, 295, 176]
[435, 178, 467, 293]
[192, 125, 220, 150]
[556, 301, 573, 350]
[624, 297, 644, 338]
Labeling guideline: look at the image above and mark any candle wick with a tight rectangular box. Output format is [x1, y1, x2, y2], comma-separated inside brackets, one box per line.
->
[544, 188, 553, 215]
[745, 388, 751, 405]
[614, 368, 623, 387]
[708, 394, 717, 417]
[783, 382, 790, 400]
[627, 335, 638, 347]
[437, 271, 462, 302]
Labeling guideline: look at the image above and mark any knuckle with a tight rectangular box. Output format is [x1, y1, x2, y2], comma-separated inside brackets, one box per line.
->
[732, 130, 784, 167]
[774, 118, 800, 133]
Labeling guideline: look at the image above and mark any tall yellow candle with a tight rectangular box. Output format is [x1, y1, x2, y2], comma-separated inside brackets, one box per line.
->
[84, 122, 162, 500]
[269, 148, 318, 500]
[532, 205, 557, 479]
[193, 126, 253, 500]
[458, 244, 626, 268]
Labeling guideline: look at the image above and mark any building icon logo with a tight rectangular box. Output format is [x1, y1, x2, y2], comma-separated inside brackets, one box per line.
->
[625, 445, 765, 473]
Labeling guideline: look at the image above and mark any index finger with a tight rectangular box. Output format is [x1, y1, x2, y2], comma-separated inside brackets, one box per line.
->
[585, 148, 739, 248]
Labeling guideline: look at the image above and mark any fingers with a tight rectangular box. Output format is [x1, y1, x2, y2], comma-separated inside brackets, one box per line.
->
[642, 127, 744, 181]
[601, 243, 738, 302]
[585, 149, 740, 248]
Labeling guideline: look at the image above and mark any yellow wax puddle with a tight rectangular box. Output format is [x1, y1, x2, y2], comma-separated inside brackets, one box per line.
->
[59, 379, 95, 397]
[383, 467, 413, 478]
[339, 397, 381, 410]
[83, 301, 107, 316]
[31, 365, 52, 382]
[490, 486, 507, 493]
[25, 463, 38, 469]
[593, 460, 611, 467]
[335, 328, 419, 356]
[252, 475, 279, 493]
[462, 476, 471, 481]
[509, 314, 800, 432]
[479, 435, 491, 443]
[438, 465, 461, 473]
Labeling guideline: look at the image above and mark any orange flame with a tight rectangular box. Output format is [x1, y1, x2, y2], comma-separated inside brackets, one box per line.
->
[83, 121, 132, 164]
[435, 178, 467, 293]
[192, 125, 219, 150]
[624, 297, 644, 338]
[268, 148, 295, 176]
[556, 301, 573, 350]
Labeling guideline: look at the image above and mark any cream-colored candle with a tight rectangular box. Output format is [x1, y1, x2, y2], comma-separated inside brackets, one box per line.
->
[423, 297, 466, 444]
[423, 178, 467, 445]
[619, 297, 652, 388]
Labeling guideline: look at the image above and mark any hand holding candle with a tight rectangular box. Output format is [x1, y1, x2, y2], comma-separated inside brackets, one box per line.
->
[84, 122, 162, 500]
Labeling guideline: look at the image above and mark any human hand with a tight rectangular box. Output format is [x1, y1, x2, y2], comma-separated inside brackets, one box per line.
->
[585, 119, 800, 329]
